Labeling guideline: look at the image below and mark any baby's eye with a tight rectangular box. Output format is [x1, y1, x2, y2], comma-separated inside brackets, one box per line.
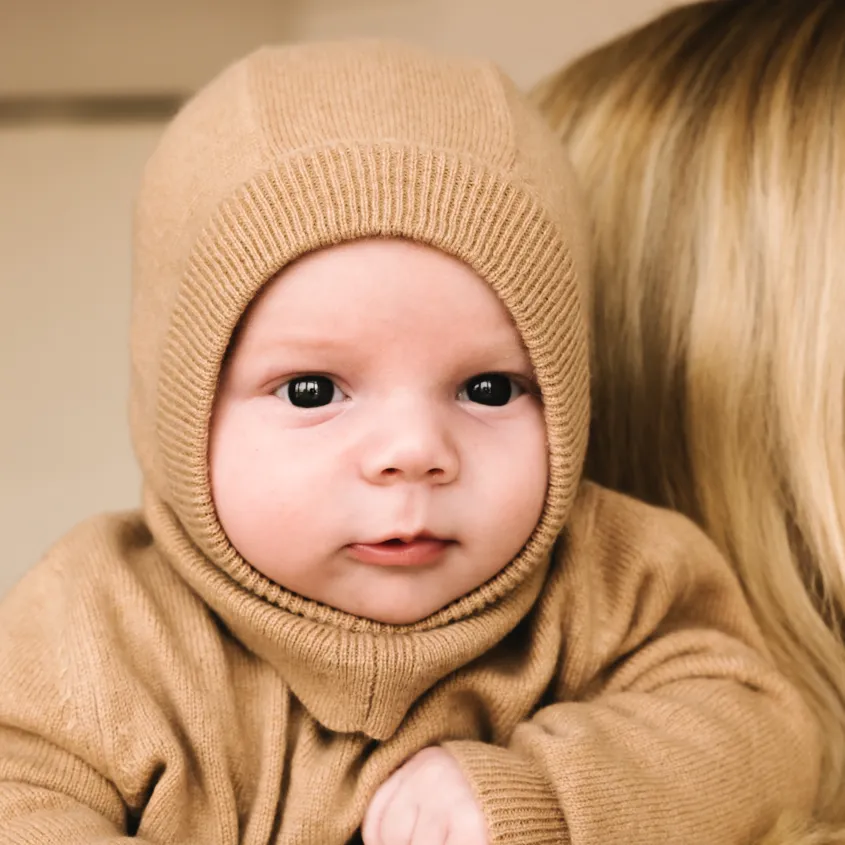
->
[275, 376, 345, 408]
[458, 373, 525, 406]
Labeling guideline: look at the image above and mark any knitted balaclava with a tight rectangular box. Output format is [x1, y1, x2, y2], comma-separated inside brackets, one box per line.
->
[131, 40, 589, 642]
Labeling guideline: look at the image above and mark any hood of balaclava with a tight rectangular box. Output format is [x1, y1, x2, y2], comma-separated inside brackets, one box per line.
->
[130, 40, 590, 738]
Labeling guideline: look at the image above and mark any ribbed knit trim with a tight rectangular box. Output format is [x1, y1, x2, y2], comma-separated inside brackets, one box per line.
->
[145, 488, 553, 737]
[154, 143, 588, 634]
[445, 741, 569, 844]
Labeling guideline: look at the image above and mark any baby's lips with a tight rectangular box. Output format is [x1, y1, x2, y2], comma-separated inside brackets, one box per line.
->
[359, 528, 452, 546]
[346, 537, 454, 567]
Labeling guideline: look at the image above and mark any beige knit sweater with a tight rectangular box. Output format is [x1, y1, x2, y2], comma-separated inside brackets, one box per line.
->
[0, 487, 820, 844]
[0, 41, 820, 844]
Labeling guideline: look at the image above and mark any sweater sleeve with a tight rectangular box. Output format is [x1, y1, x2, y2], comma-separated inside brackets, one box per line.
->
[444, 485, 821, 845]
[0, 517, 199, 844]
[0, 733, 143, 843]
[0, 541, 156, 844]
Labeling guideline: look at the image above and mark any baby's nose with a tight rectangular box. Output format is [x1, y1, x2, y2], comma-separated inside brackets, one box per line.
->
[359, 404, 459, 485]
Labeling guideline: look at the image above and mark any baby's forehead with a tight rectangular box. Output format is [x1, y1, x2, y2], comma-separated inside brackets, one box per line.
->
[236, 308, 533, 368]
[235, 239, 532, 355]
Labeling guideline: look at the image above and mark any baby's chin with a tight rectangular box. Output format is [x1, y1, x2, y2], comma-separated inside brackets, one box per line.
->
[322, 590, 462, 626]
[245, 545, 510, 625]
[293, 578, 477, 626]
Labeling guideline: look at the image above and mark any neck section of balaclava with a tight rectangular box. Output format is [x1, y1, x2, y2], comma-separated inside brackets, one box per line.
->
[130, 40, 590, 739]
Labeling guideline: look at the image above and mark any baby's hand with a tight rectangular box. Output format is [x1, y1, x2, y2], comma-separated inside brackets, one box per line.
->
[362, 746, 489, 845]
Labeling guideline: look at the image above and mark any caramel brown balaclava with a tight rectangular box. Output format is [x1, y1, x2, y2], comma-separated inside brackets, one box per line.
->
[131, 40, 589, 738]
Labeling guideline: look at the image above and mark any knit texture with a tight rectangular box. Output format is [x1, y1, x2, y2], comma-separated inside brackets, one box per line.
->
[0, 486, 820, 843]
[0, 40, 821, 844]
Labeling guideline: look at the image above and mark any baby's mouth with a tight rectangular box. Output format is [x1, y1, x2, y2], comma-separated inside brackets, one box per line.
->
[346, 533, 454, 567]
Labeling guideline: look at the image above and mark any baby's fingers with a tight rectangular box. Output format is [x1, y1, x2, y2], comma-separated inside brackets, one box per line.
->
[373, 799, 451, 845]
[362, 765, 412, 845]
[443, 808, 489, 845]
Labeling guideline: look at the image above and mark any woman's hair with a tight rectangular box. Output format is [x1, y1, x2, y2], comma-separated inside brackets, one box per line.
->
[532, 0, 845, 827]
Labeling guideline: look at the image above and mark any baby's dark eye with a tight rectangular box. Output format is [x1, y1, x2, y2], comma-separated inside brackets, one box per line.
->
[459, 373, 524, 406]
[276, 376, 345, 408]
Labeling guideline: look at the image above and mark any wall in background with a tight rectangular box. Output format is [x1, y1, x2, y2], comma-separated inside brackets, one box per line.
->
[1, 0, 674, 595]
[2, 0, 670, 93]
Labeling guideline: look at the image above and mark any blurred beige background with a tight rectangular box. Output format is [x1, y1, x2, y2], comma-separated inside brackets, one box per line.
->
[1, 0, 672, 596]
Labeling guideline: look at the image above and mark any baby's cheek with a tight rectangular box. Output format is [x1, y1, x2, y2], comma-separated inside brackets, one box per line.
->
[498, 417, 547, 527]
[208, 410, 280, 554]
[214, 445, 337, 577]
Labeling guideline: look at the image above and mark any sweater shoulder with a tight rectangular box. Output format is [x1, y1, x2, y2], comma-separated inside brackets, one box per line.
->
[0, 510, 225, 716]
[545, 483, 765, 699]
[556, 482, 743, 632]
[562, 481, 729, 582]
[0, 512, 239, 792]
[1, 510, 208, 637]
[567, 481, 714, 551]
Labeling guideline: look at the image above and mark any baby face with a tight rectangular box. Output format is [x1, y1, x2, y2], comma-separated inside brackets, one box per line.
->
[210, 238, 548, 624]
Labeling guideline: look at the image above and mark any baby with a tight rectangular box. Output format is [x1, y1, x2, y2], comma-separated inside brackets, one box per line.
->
[0, 41, 819, 845]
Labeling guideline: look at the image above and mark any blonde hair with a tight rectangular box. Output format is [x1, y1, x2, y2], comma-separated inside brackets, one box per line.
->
[532, 0, 845, 827]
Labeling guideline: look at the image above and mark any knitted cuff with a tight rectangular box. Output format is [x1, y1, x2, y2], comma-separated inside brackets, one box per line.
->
[442, 741, 568, 845]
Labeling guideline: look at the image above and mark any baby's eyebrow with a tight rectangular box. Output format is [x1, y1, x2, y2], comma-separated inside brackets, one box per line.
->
[458, 342, 536, 376]
[248, 332, 535, 374]
[252, 333, 352, 352]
